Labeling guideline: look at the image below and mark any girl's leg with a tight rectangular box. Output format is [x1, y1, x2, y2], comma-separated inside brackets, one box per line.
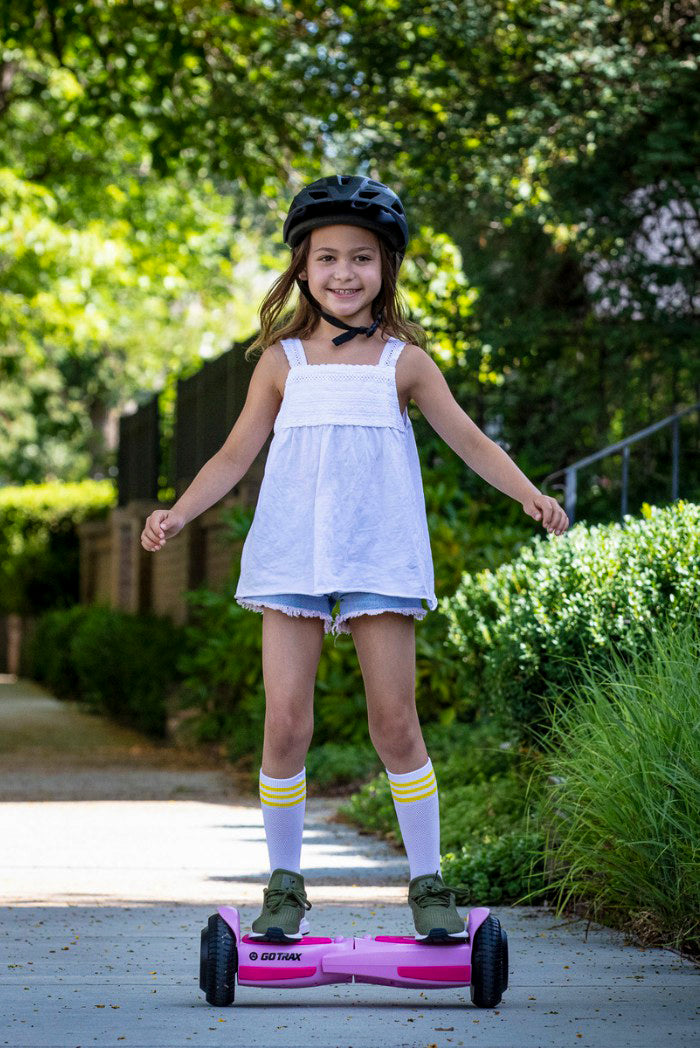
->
[258, 607, 325, 873]
[348, 611, 441, 879]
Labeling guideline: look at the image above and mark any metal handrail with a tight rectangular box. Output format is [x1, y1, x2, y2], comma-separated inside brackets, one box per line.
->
[541, 402, 700, 525]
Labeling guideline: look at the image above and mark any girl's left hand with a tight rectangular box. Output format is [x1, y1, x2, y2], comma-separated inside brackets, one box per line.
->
[522, 492, 569, 536]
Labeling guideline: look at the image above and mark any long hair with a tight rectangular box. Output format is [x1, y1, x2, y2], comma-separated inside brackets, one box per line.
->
[245, 231, 428, 361]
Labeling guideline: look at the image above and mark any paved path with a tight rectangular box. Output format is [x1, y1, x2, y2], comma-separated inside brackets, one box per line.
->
[0, 675, 697, 1047]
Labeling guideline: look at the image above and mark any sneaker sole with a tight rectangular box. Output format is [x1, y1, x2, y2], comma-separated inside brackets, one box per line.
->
[414, 926, 469, 943]
[248, 916, 311, 943]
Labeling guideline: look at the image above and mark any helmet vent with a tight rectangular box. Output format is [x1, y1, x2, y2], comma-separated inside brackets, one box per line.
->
[283, 175, 408, 258]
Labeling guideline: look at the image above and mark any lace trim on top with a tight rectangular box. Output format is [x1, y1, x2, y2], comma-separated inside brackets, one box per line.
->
[281, 336, 404, 370]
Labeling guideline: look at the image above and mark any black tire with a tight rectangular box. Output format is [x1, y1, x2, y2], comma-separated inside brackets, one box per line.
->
[470, 914, 503, 1008]
[500, 926, 509, 993]
[199, 913, 238, 1006]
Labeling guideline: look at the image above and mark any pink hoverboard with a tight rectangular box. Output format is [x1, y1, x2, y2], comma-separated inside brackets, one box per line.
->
[199, 905, 508, 1008]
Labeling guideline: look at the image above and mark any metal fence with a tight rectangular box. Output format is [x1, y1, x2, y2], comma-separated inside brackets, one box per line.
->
[172, 335, 257, 498]
[117, 397, 160, 507]
[542, 402, 700, 525]
[116, 334, 259, 505]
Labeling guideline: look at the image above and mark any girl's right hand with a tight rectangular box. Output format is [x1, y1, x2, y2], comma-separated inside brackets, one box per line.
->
[141, 509, 186, 552]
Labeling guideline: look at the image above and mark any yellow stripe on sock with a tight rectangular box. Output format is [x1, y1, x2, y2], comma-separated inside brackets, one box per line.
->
[390, 783, 438, 803]
[259, 782, 306, 806]
[259, 792, 307, 807]
[389, 770, 436, 795]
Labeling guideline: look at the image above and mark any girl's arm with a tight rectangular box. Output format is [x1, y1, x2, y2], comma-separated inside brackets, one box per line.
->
[174, 349, 283, 524]
[141, 348, 282, 551]
[406, 346, 569, 536]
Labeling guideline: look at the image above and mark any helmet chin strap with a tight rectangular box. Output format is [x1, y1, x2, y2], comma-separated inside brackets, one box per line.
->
[297, 279, 384, 346]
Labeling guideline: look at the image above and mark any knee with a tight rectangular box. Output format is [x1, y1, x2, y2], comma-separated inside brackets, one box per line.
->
[264, 706, 314, 754]
[368, 704, 421, 754]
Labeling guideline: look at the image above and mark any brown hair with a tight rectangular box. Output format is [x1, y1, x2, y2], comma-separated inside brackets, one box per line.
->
[244, 229, 428, 361]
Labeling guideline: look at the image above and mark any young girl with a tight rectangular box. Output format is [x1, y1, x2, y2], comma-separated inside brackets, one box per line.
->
[141, 174, 568, 944]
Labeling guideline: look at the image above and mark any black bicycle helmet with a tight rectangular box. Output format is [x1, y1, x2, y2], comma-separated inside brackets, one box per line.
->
[283, 174, 409, 345]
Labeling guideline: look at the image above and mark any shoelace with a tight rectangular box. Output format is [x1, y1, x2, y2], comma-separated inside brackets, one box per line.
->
[411, 878, 471, 909]
[263, 886, 313, 913]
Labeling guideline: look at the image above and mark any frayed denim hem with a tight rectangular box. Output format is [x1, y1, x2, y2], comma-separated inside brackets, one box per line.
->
[331, 605, 427, 636]
[236, 598, 427, 642]
[236, 598, 334, 634]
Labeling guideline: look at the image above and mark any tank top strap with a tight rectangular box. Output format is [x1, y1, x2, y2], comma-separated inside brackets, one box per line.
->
[379, 337, 405, 368]
[279, 338, 307, 367]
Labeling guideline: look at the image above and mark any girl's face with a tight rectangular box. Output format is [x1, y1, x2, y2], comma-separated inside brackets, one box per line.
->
[299, 225, 382, 327]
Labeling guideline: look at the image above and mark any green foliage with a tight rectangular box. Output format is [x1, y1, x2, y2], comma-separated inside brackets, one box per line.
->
[304, 742, 383, 792]
[23, 603, 186, 738]
[338, 769, 535, 856]
[421, 717, 522, 788]
[0, 161, 280, 484]
[0, 479, 116, 614]
[336, 716, 548, 904]
[174, 572, 268, 763]
[440, 777, 529, 852]
[441, 831, 548, 907]
[441, 500, 700, 740]
[4, 0, 698, 505]
[530, 611, 700, 957]
[25, 603, 94, 699]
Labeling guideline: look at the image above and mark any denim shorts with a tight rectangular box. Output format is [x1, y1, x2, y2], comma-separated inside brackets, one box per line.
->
[236, 591, 428, 638]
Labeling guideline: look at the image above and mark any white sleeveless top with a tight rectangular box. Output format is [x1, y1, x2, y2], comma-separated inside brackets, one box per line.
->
[234, 336, 437, 609]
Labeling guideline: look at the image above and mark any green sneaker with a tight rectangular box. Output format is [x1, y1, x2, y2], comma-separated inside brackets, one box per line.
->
[249, 868, 312, 943]
[408, 870, 470, 943]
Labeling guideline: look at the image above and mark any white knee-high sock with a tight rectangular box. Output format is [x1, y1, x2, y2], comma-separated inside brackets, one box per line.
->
[258, 766, 306, 875]
[385, 757, 442, 880]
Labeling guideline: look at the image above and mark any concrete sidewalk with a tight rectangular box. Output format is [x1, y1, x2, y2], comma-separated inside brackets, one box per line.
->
[0, 675, 697, 1047]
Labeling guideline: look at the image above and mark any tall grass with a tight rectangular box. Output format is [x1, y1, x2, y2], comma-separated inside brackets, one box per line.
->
[525, 609, 700, 957]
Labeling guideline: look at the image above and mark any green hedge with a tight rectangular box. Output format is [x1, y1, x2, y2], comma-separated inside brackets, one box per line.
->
[24, 603, 186, 737]
[0, 479, 116, 615]
[25, 603, 94, 701]
[440, 500, 700, 741]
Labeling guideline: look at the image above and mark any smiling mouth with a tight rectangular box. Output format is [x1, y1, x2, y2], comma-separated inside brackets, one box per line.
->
[328, 288, 361, 295]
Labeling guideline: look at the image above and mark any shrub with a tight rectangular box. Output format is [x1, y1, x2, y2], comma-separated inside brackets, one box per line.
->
[304, 741, 383, 792]
[23, 603, 186, 738]
[26, 603, 94, 699]
[440, 500, 700, 741]
[422, 717, 522, 790]
[0, 479, 115, 615]
[174, 573, 268, 762]
[69, 606, 186, 737]
[176, 509, 382, 763]
[441, 830, 548, 906]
